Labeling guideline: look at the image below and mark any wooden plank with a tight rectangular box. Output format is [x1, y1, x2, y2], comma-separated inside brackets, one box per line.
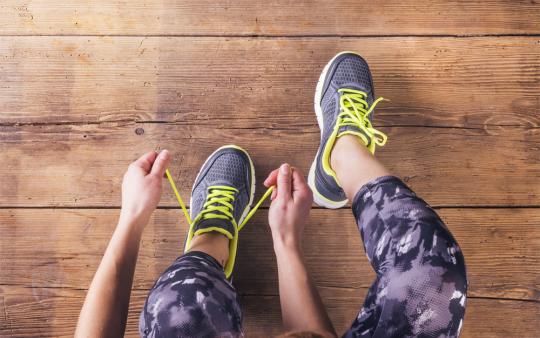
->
[1, 209, 538, 301]
[1, 121, 538, 207]
[0, 285, 538, 337]
[0, 37, 538, 128]
[0, 1, 539, 36]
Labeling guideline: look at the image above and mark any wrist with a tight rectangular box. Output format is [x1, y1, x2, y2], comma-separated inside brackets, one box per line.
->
[272, 232, 302, 255]
[118, 209, 148, 233]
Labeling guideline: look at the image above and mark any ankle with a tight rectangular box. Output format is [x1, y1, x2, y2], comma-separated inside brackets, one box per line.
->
[189, 232, 230, 268]
[330, 135, 391, 200]
[330, 135, 369, 173]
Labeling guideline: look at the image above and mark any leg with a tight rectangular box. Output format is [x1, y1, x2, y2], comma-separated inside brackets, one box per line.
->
[335, 136, 467, 338]
[139, 249, 242, 337]
[141, 145, 255, 337]
[330, 135, 390, 199]
[307, 51, 467, 337]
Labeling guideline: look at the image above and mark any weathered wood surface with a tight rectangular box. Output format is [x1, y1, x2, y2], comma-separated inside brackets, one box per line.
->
[1, 121, 538, 207]
[0, 274, 540, 338]
[0, 286, 528, 337]
[1, 37, 538, 128]
[1, 1, 539, 36]
[1, 1, 539, 336]
[0, 284, 538, 337]
[1, 208, 538, 301]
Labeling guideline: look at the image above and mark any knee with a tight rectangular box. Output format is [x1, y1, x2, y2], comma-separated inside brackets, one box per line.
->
[395, 207, 466, 275]
[381, 260, 467, 336]
[387, 225, 468, 318]
[409, 225, 468, 292]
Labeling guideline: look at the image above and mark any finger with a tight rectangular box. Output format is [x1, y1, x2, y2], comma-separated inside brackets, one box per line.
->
[291, 168, 312, 200]
[291, 167, 308, 190]
[276, 163, 292, 200]
[292, 169, 313, 204]
[264, 168, 279, 187]
[150, 149, 171, 177]
[271, 189, 277, 200]
[132, 151, 158, 174]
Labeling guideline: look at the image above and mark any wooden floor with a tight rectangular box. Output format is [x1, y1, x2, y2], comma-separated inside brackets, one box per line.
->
[1, 1, 539, 337]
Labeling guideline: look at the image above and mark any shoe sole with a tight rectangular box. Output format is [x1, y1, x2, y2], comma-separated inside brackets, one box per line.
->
[190, 145, 256, 228]
[308, 51, 361, 209]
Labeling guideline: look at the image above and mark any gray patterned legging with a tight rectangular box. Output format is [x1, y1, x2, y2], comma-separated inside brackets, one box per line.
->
[139, 176, 467, 337]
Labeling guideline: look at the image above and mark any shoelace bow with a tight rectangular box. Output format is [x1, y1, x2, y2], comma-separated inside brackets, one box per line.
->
[165, 169, 274, 231]
[337, 88, 388, 148]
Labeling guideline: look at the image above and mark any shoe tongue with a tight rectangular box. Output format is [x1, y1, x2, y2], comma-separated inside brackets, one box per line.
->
[337, 125, 371, 146]
[193, 217, 235, 239]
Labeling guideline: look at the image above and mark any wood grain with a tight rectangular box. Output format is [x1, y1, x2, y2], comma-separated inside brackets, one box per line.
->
[0, 1, 539, 36]
[1, 208, 538, 301]
[0, 286, 538, 337]
[1, 121, 538, 207]
[1, 1, 539, 336]
[0, 37, 538, 128]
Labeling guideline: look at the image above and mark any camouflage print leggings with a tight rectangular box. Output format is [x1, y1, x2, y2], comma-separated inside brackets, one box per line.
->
[140, 176, 467, 337]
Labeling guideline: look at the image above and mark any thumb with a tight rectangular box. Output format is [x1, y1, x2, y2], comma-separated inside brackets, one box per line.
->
[150, 150, 171, 177]
[276, 163, 292, 201]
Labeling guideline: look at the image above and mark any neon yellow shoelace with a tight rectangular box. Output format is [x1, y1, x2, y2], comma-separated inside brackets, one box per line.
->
[195, 185, 237, 225]
[337, 88, 388, 148]
[165, 169, 274, 231]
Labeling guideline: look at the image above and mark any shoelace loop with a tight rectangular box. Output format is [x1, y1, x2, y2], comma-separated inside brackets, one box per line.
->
[337, 88, 388, 148]
[165, 169, 273, 232]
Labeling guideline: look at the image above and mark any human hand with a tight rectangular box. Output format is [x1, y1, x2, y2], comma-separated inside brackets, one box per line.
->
[119, 150, 171, 230]
[264, 163, 313, 250]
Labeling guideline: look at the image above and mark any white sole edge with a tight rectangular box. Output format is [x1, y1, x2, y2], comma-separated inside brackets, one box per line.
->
[307, 52, 358, 209]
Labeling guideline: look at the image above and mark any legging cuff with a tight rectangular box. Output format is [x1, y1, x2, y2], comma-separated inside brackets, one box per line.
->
[176, 250, 225, 271]
[351, 175, 412, 219]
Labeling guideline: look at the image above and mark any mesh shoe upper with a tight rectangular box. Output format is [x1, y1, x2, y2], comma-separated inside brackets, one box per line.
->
[190, 147, 253, 235]
[320, 53, 375, 142]
[313, 53, 376, 204]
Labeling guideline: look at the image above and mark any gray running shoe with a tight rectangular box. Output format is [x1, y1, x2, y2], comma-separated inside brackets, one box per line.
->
[308, 52, 388, 209]
[185, 145, 255, 277]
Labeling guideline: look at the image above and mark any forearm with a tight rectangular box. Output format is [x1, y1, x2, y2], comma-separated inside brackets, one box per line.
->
[273, 239, 336, 337]
[75, 215, 144, 338]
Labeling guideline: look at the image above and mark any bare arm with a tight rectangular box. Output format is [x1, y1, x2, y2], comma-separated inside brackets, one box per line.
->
[75, 150, 170, 338]
[75, 218, 143, 338]
[264, 164, 336, 337]
[274, 242, 335, 336]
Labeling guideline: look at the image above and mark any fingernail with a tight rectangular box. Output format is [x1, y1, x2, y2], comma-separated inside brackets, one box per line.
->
[280, 163, 289, 174]
[160, 149, 170, 159]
